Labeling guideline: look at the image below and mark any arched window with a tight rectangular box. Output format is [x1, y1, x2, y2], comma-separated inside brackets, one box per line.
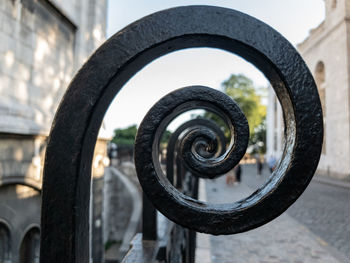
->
[315, 61, 325, 87]
[0, 223, 11, 263]
[332, 0, 337, 9]
[315, 61, 326, 154]
[20, 227, 40, 263]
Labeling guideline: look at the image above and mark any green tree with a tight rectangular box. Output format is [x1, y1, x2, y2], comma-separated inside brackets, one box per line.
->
[222, 74, 266, 134]
[112, 124, 138, 146]
[204, 74, 267, 153]
[161, 130, 172, 145]
[112, 124, 172, 147]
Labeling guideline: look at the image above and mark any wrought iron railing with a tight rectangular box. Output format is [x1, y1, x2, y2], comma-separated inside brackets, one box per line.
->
[40, 5, 323, 263]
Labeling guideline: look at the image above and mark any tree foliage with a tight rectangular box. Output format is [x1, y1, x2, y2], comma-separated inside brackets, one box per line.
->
[112, 124, 137, 146]
[222, 74, 266, 134]
[112, 124, 172, 147]
[111, 74, 266, 153]
[204, 74, 267, 153]
[161, 130, 172, 145]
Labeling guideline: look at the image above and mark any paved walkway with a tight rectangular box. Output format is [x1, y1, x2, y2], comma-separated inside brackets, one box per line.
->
[195, 175, 348, 263]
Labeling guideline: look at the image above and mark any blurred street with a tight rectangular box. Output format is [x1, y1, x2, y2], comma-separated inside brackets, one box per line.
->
[201, 164, 350, 263]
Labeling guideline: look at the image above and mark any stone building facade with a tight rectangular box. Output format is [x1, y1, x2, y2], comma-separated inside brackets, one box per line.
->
[267, 0, 350, 179]
[0, 0, 108, 262]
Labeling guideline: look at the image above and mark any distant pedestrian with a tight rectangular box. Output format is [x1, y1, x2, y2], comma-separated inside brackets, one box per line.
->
[255, 154, 262, 176]
[234, 164, 242, 183]
[267, 155, 277, 173]
[225, 169, 236, 186]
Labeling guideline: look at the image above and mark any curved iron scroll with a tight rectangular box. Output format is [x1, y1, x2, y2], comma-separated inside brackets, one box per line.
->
[166, 117, 227, 187]
[40, 5, 323, 262]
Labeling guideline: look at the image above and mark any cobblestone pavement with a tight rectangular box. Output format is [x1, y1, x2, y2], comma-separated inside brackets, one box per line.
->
[242, 164, 350, 261]
[204, 164, 349, 263]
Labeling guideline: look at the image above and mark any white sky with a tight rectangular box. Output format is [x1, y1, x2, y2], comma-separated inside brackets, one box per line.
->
[103, 0, 325, 135]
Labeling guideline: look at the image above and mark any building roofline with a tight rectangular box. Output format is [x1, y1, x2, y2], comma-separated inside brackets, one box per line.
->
[39, 0, 77, 31]
[297, 21, 325, 51]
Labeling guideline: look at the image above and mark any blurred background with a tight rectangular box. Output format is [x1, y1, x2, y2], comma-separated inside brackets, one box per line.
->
[0, 0, 349, 262]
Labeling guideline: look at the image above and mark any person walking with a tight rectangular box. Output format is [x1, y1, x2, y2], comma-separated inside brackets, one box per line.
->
[234, 164, 242, 183]
[255, 154, 263, 176]
[225, 168, 236, 186]
[267, 155, 277, 173]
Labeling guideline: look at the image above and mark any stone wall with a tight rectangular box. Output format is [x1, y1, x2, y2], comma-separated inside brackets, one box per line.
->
[104, 164, 142, 262]
[0, 136, 109, 262]
[298, 21, 350, 179]
[0, 0, 107, 135]
[267, 0, 350, 179]
[0, 0, 109, 192]
[0, 134, 46, 189]
[0, 1, 109, 261]
[297, 0, 350, 179]
[0, 0, 75, 134]
[0, 184, 41, 263]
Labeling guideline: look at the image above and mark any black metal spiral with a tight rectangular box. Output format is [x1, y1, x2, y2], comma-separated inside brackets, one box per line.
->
[135, 86, 248, 183]
[166, 118, 227, 188]
[41, 5, 323, 262]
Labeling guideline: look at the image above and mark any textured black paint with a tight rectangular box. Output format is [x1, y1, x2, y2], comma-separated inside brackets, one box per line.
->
[41, 5, 323, 262]
[166, 118, 227, 185]
[142, 193, 158, 241]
